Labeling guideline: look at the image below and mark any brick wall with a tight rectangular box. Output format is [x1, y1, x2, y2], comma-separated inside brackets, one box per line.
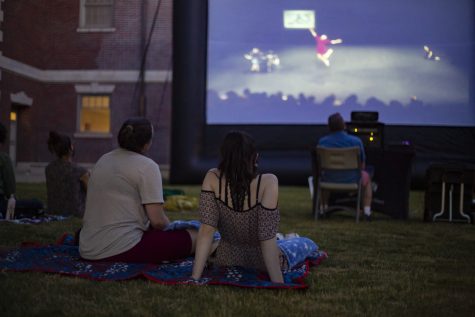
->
[0, 0, 173, 169]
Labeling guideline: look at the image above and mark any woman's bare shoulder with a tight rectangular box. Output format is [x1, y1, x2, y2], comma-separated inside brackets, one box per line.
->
[202, 168, 220, 191]
[260, 173, 278, 185]
[258, 173, 278, 193]
[259, 173, 279, 208]
[208, 168, 220, 175]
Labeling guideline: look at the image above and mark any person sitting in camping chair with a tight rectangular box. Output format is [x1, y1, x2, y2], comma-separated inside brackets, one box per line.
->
[317, 113, 373, 221]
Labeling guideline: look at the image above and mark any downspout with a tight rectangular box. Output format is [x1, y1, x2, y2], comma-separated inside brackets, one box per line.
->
[139, 0, 147, 116]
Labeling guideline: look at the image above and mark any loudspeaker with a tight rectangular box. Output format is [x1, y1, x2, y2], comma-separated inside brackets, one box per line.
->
[346, 122, 384, 148]
[351, 111, 378, 122]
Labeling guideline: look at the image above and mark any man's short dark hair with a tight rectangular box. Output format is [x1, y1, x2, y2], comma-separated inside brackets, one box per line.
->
[328, 113, 345, 132]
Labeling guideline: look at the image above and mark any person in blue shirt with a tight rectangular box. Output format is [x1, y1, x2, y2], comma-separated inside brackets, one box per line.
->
[318, 112, 373, 220]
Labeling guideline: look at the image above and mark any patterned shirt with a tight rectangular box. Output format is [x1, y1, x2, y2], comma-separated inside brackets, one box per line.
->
[45, 159, 88, 217]
[199, 190, 280, 270]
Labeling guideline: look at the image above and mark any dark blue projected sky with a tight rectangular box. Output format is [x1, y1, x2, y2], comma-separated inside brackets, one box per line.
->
[206, 0, 475, 126]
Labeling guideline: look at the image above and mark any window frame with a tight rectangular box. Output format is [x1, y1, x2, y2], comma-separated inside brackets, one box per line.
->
[74, 83, 115, 138]
[77, 0, 116, 33]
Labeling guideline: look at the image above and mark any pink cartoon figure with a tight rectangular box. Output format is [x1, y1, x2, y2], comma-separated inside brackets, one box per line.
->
[309, 28, 342, 67]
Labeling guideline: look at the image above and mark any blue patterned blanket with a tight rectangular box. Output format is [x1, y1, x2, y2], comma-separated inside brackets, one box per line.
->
[0, 233, 327, 289]
[166, 220, 320, 269]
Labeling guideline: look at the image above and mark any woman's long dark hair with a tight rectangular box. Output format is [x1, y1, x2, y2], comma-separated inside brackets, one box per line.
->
[218, 131, 258, 212]
[47, 131, 72, 158]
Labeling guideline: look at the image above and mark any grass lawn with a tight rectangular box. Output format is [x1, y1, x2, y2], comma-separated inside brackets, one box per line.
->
[1, 183, 474, 317]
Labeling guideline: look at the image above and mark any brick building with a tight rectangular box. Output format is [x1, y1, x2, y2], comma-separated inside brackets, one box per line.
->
[0, 0, 173, 181]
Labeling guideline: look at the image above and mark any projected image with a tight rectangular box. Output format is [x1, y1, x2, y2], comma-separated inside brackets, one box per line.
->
[308, 27, 343, 67]
[206, 0, 475, 126]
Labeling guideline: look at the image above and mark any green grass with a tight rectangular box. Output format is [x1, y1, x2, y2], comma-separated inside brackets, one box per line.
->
[1, 184, 474, 317]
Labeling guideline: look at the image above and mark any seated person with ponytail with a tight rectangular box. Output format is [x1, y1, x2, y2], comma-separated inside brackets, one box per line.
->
[45, 131, 89, 217]
[79, 117, 197, 263]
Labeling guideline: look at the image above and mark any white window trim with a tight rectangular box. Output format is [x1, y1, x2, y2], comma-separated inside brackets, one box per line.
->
[78, 0, 115, 33]
[75, 83, 115, 94]
[10, 91, 33, 106]
[74, 132, 113, 139]
[76, 27, 116, 33]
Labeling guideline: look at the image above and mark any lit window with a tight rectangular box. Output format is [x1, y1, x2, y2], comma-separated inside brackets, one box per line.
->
[80, 0, 114, 29]
[79, 95, 111, 133]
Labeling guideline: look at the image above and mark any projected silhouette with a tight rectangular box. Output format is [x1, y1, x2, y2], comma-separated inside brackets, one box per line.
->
[244, 48, 264, 72]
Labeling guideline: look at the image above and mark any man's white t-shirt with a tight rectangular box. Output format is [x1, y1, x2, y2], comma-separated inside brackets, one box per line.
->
[79, 148, 164, 260]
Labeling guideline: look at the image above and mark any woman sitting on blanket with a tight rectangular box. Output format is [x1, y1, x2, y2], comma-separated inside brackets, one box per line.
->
[191, 131, 287, 283]
[46, 131, 90, 217]
[79, 117, 197, 263]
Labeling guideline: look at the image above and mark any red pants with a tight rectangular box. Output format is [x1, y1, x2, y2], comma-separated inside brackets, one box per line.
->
[97, 229, 192, 264]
